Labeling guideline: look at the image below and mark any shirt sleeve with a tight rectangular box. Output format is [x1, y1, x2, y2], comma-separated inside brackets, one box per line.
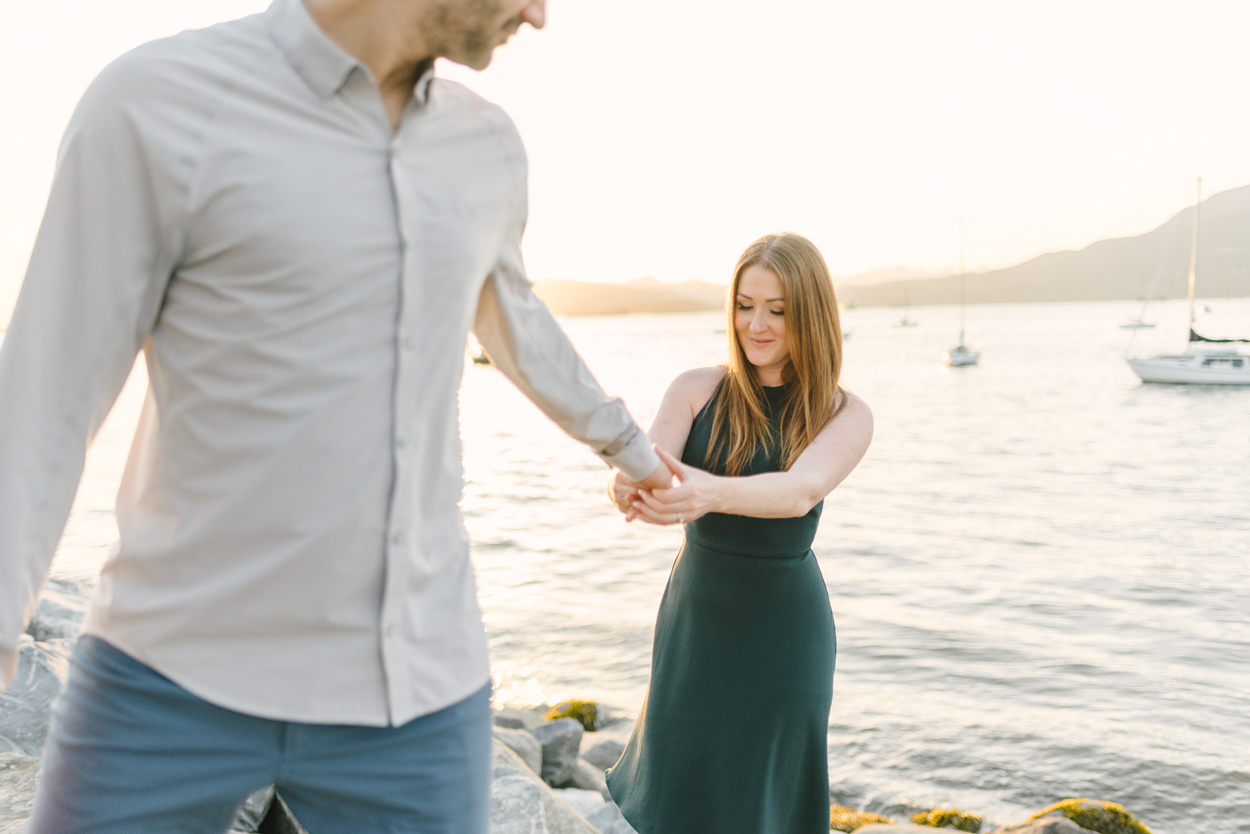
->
[473, 200, 660, 484]
[0, 54, 183, 689]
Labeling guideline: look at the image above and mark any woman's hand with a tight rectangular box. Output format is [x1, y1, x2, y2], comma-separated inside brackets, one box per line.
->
[629, 448, 723, 525]
[608, 468, 642, 515]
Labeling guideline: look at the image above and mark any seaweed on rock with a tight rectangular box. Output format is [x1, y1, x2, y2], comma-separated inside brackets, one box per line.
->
[830, 804, 894, 831]
[544, 700, 598, 732]
[1026, 799, 1151, 834]
[912, 807, 983, 832]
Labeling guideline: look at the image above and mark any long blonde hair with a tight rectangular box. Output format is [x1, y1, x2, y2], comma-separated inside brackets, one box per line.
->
[706, 233, 845, 476]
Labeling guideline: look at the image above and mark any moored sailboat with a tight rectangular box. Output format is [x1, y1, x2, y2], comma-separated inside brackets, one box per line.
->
[894, 290, 918, 327]
[1126, 179, 1250, 385]
[944, 213, 980, 366]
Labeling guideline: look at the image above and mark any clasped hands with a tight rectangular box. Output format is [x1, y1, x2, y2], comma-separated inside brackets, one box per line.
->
[609, 446, 720, 525]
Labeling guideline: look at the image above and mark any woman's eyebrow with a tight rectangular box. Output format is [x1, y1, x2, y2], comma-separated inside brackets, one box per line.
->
[736, 293, 785, 302]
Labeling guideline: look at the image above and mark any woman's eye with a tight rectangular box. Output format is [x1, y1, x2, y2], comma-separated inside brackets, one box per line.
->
[770, 309, 785, 317]
[736, 304, 753, 311]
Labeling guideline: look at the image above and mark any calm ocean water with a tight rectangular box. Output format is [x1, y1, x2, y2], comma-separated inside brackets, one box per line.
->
[37, 297, 1250, 833]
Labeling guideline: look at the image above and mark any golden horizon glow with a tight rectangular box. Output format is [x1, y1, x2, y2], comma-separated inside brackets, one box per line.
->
[4, 0, 1250, 325]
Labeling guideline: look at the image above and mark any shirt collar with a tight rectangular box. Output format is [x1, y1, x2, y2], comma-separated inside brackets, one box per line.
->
[413, 63, 436, 105]
[266, 0, 359, 100]
[266, 0, 437, 104]
[265, 0, 438, 105]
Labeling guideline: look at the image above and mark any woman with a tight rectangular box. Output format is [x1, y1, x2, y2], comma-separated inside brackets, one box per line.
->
[604, 233, 873, 833]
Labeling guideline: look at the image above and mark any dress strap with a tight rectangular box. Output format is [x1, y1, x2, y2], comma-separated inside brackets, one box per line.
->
[691, 379, 725, 429]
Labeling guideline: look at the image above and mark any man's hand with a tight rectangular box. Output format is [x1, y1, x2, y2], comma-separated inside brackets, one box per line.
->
[608, 469, 641, 514]
[630, 448, 721, 526]
[609, 456, 672, 516]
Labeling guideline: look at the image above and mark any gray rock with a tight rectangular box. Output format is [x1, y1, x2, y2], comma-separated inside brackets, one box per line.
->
[569, 759, 610, 801]
[491, 773, 549, 834]
[530, 719, 583, 787]
[585, 802, 640, 834]
[491, 741, 598, 834]
[551, 788, 605, 818]
[257, 792, 309, 834]
[229, 786, 274, 832]
[538, 798, 598, 834]
[23, 582, 89, 643]
[494, 728, 543, 776]
[998, 817, 1098, 834]
[494, 765, 528, 780]
[0, 753, 40, 834]
[0, 637, 72, 756]
[495, 707, 546, 731]
[492, 741, 531, 773]
[580, 738, 626, 771]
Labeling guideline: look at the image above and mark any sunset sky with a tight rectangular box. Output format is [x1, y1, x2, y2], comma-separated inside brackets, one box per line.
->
[3, 0, 1250, 324]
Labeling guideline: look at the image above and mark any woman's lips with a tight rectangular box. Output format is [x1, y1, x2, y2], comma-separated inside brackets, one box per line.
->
[750, 338, 773, 348]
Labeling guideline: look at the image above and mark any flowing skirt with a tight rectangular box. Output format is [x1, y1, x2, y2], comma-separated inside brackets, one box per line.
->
[606, 538, 836, 834]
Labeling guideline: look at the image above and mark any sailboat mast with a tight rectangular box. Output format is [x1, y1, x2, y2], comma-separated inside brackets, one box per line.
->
[1187, 178, 1202, 339]
[959, 212, 966, 345]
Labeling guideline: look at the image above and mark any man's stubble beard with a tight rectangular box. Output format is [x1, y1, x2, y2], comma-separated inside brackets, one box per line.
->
[427, 0, 518, 69]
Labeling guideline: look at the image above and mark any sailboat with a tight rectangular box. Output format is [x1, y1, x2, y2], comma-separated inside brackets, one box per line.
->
[1119, 234, 1175, 331]
[944, 213, 980, 366]
[1126, 179, 1250, 385]
[894, 290, 919, 327]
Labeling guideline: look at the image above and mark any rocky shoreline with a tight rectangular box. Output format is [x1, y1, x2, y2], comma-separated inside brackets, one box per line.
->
[2, 582, 1153, 834]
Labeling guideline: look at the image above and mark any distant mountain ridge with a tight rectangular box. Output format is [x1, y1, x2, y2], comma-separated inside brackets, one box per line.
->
[533, 276, 724, 315]
[531, 185, 1250, 315]
[841, 184, 1250, 307]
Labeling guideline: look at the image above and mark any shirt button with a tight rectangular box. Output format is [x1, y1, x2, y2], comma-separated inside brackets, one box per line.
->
[384, 624, 395, 638]
[401, 335, 415, 350]
[396, 436, 408, 449]
[391, 532, 404, 545]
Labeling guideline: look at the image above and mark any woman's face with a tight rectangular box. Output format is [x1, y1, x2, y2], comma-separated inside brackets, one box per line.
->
[734, 265, 790, 383]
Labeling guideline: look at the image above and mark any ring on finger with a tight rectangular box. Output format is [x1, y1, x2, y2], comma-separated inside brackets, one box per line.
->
[677, 512, 685, 524]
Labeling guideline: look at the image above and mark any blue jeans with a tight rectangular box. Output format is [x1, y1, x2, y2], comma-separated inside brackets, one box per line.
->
[29, 637, 492, 834]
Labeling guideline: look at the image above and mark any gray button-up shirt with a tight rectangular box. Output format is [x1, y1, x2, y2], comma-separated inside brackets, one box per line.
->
[0, 0, 658, 724]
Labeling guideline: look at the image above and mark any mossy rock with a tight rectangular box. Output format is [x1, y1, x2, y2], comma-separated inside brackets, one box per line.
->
[543, 700, 598, 731]
[912, 808, 983, 832]
[830, 804, 894, 831]
[1027, 799, 1151, 834]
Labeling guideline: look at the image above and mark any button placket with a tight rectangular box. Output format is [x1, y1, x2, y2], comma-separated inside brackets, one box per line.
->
[379, 137, 421, 715]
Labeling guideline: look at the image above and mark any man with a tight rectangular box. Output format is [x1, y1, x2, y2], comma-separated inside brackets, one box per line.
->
[0, 0, 669, 830]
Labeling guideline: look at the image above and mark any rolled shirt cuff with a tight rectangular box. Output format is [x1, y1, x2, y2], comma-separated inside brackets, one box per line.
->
[600, 425, 660, 482]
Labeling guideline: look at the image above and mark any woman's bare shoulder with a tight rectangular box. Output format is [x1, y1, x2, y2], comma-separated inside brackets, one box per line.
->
[825, 388, 873, 436]
[837, 389, 871, 419]
[668, 366, 727, 415]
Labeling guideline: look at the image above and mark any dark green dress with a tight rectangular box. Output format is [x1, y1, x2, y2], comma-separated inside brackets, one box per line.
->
[606, 384, 835, 834]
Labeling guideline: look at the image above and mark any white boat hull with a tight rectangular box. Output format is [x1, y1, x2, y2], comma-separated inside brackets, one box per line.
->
[1127, 353, 1250, 385]
[945, 347, 980, 366]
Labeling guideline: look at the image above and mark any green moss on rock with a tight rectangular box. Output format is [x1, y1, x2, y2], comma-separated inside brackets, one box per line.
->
[830, 804, 894, 831]
[911, 808, 983, 832]
[543, 700, 598, 731]
[1027, 799, 1151, 834]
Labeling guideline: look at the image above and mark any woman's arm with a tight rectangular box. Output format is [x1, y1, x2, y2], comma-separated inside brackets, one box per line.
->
[608, 367, 724, 514]
[631, 392, 873, 523]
